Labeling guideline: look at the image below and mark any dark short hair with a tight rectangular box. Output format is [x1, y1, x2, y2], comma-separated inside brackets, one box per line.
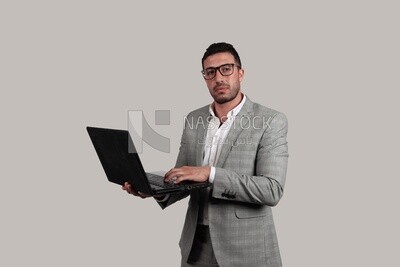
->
[201, 42, 242, 69]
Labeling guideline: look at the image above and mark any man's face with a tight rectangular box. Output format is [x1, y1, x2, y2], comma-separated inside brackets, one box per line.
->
[202, 52, 244, 104]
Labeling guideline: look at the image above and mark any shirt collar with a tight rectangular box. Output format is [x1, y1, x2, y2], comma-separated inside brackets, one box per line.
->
[209, 94, 247, 118]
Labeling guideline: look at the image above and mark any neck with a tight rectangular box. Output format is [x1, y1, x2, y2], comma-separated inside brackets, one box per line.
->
[213, 92, 243, 120]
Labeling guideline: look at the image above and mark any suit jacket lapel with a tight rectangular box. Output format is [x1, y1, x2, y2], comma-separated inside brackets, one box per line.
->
[195, 111, 210, 166]
[216, 98, 254, 168]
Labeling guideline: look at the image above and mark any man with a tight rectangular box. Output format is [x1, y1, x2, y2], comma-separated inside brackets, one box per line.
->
[123, 42, 289, 267]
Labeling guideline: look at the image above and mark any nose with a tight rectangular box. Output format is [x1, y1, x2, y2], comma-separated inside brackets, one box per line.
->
[214, 69, 225, 82]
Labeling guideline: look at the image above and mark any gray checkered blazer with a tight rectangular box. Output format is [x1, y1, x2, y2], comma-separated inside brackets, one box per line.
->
[159, 97, 289, 267]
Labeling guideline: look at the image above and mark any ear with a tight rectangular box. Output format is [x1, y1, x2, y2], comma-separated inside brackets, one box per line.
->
[238, 68, 244, 82]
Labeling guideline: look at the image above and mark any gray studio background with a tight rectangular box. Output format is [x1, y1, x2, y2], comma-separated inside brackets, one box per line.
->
[1, 1, 399, 266]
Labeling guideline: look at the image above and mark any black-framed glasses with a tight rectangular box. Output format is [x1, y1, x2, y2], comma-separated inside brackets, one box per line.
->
[201, 63, 241, 80]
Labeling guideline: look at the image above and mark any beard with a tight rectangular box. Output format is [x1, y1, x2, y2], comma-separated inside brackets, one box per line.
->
[211, 83, 240, 104]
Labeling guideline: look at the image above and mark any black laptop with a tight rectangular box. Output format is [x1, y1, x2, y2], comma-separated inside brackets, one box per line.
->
[87, 126, 212, 195]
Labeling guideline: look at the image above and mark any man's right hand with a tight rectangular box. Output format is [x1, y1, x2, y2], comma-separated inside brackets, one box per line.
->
[122, 182, 166, 200]
[122, 182, 151, 198]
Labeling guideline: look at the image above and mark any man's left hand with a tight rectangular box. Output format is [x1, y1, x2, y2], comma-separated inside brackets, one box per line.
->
[164, 166, 211, 184]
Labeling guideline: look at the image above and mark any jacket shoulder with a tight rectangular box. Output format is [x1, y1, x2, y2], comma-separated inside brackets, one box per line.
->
[250, 101, 287, 121]
[186, 105, 209, 118]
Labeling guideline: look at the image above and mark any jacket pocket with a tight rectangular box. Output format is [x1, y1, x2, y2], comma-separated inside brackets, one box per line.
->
[234, 204, 268, 219]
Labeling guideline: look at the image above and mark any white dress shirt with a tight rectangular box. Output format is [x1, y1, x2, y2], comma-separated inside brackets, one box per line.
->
[199, 94, 246, 225]
[202, 94, 247, 182]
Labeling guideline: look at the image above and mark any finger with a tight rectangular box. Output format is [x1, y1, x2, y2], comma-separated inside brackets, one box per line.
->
[175, 175, 192, 184]
[122, 182, 128, 190]
[123, 182, 132, 191]
[166, 175, 181, 183]
[164, 168, 176, 177]
[177, 171, 203, 183]
[138, 191, 150, 198]
[127, 184, 140, 196]
[164, 168, 179, 180]
[131, 190, 140, 196]
[164, 170, 170, 177]
[165, 169, 181, 181]
[125, 183, 131, 193]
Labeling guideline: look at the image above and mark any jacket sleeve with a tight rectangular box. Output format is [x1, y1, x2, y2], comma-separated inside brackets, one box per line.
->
[211, 112, 289, 206]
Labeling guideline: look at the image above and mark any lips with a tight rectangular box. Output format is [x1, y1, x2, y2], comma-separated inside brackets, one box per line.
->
[214, 85, 229, 93]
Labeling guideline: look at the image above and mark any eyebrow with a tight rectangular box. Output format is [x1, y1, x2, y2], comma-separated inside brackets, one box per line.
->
[204, 63, 235, 69]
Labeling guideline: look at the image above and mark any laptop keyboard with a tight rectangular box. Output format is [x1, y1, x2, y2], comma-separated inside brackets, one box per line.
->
[146, 173, 210, 191]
